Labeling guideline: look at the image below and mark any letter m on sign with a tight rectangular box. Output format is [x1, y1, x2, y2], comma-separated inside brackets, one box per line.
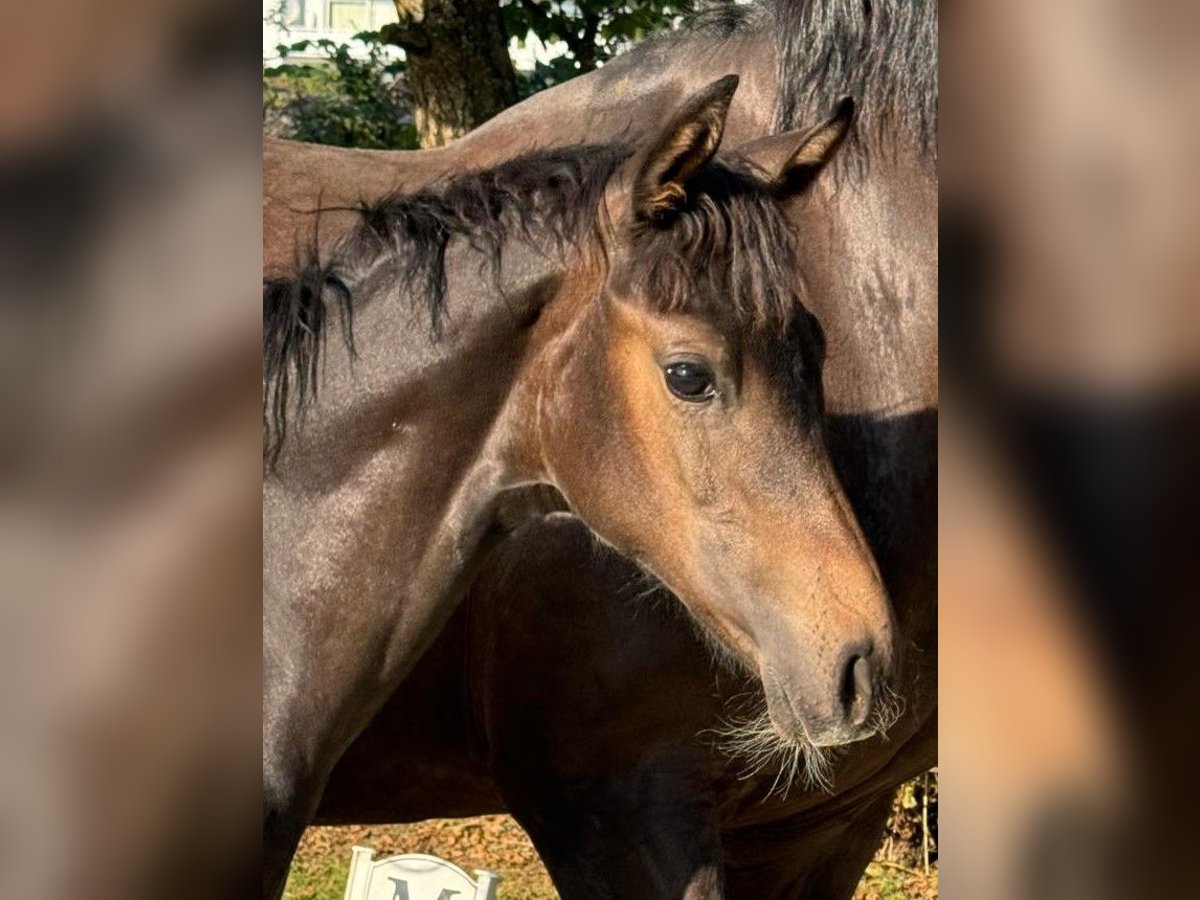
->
[341, 847, 498, 900]
[388, 877, 461, 900]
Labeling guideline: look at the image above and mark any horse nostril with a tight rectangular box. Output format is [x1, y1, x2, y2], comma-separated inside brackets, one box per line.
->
[840, 651, 875, 728]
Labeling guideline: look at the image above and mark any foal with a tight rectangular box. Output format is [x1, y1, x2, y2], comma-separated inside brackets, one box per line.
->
[263, 76, 892, 896]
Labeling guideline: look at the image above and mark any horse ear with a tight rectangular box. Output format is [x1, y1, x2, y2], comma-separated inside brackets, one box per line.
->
[740, 97, 854, 195]
[629, 74, 739, 223]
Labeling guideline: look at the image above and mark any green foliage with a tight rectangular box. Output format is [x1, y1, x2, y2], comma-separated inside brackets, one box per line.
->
[262, 2, 700, 146]
[505, 0, 696, 92]
[281, 849, 349, 900]
[513, 55, 584, 99]
[264, 32, 418, 149]
[883, 771, 938, 869]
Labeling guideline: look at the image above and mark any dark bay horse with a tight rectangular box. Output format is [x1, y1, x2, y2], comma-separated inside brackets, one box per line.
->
[318, 511, 936, 897]
[265, 1, 937, 895]
[264, 77, 897, 897]
[264, 0, 938, 272]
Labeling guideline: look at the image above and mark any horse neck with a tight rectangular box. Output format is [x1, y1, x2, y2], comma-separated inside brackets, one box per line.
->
[264, 140, 459, 275]
[263, 228, 582, 691]
[264, 31, 777, 273]
[368, 29, 777, 190]
[806, 147, 938, 418]
[443, 32, 778, 158]
[799, 145, 939, 651]
[268, 233, 568, 496]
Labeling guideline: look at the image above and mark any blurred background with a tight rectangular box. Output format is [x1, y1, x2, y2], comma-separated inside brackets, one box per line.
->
[941, 0, 1199, 895]
[0, 0, 1194, 897]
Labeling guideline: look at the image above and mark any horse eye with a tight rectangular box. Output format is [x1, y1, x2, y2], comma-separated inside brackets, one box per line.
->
[663, 361, 716, 402]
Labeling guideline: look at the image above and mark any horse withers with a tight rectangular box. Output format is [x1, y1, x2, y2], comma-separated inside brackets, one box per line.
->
[263, 77, 895, 896]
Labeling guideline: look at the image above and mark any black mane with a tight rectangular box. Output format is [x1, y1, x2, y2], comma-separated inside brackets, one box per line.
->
[771, 0, 937, 158]
[681, 0, 937, 160]
[263, 143, 803, 466]
[264, 145, 628, 465]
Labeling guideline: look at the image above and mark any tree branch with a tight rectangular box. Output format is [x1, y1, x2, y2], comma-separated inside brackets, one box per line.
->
[379, 19, 431, 54]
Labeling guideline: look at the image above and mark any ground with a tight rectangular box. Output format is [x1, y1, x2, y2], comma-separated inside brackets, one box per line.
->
[284, 795, 938, 899]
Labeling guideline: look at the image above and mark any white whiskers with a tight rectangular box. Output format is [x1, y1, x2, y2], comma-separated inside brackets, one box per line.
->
[710, 680, 905, 799]
[713, 701, 836, 796]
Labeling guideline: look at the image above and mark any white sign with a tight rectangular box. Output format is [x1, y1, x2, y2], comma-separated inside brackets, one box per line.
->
[342, 846, 501, 900]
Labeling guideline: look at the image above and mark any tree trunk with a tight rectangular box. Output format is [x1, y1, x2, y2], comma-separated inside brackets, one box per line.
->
[383, 0, 519, 148]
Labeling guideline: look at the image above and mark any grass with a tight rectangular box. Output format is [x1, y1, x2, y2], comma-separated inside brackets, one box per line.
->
[283, 811, 937, 900]
[858, 861, 939, 900]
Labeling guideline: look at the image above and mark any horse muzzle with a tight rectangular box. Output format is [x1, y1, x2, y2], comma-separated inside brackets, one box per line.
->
[762, 636, 892, 748]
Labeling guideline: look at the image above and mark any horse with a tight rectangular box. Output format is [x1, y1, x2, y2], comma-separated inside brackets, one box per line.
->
[263, 75, 899, 898]
[318, 511, 934, 898]
[265, 0, 937, 893]
[263, 0, 938, 272]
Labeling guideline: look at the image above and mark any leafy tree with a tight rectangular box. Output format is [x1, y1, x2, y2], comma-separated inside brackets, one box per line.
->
[380, 0, 520, 147]
[506, 0, 696, 79]
[264, 34, 417, 149]
[263, 0, 700, 148]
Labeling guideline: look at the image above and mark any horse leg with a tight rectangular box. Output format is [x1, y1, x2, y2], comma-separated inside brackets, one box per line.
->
[723, 788, 896, 900]
[262, 787, 307, 900]
[261, 637, 375, 899]
[499, 765, 726, 900]
[262, 704, 327, 900]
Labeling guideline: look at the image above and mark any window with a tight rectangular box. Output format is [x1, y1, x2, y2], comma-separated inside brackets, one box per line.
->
[371, 0, 398, 26]
[272, 0, 308, 28]
[325, 0, 399, 32]
[327, 0, 369, 32]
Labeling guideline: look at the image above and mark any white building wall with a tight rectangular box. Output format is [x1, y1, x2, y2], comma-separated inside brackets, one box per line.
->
[263, 0, 401, 65]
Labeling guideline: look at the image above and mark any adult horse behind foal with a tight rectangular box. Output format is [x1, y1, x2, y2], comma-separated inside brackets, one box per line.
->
[268, 0, 937, 894]
[319, 512, 934, 898]
[263, 78, 895, 897]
